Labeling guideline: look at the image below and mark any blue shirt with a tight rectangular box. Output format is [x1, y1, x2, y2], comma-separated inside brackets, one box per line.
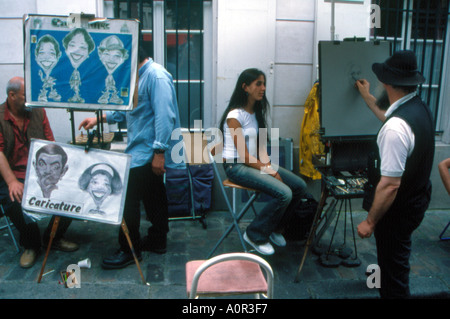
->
[106, 59, 184, 169]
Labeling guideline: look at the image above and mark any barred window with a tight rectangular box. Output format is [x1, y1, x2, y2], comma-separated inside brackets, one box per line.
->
[114, 0, 209, 129]
[371, 0, 450, 130]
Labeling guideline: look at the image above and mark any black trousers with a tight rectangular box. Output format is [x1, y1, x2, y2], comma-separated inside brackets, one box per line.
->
[1, 180, 72, 250]
[118, 161, 169, 253]
[374, 204, 426, 299]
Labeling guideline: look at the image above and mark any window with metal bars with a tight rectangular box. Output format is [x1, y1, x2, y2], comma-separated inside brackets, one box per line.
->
[371, 0, 449, 131]
[113, 0, 206, 129]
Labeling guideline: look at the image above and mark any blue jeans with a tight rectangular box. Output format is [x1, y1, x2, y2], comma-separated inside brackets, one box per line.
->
[224, 163, 307, 244]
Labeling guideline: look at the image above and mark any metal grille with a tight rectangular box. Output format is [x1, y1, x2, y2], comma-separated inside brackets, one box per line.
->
[113, 0, 206, 129]
[371, 0, 450, 130]
[114, 0, 154, 57]
[165, 0, 204, 129]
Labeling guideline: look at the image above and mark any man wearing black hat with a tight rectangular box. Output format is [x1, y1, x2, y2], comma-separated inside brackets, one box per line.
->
[355, 50, 435, 298]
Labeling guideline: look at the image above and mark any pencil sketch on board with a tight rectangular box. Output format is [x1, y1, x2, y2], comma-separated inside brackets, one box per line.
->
[22, 139, 131, 225]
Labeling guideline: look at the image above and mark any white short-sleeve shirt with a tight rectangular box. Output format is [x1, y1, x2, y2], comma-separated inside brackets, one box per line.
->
[377, 93, 416, 177]
[222, 108, 258, 160]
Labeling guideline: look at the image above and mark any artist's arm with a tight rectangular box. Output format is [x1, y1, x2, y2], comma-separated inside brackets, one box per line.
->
[0, 152, 23, 203]
[78, 111, 126, 130]
[438, 158, 450, 195]
[355, 79, 386, 122]
[358, 121, 410, 238]
[357, 175, 401, 238]
[227, 118, 281, 181]
[79, 114, 105, 130]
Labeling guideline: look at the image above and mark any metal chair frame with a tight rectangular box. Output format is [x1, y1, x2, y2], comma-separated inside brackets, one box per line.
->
[0, 204, 20, 252]
[440, 220, 450, 241]
[207, 145, 259, 258]
[187, 252, 274, 299]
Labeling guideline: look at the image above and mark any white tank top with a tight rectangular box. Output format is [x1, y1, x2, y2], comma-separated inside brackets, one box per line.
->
[222, 108, 258, 160]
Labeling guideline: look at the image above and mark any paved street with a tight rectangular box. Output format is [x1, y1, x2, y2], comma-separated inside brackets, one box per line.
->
[1, 207, 449, 300]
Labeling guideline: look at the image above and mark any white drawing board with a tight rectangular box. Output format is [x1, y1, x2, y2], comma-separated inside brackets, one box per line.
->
[22, 139, 131, 225]
[319, 40, 390, 138]
[23, 14, 139, 111]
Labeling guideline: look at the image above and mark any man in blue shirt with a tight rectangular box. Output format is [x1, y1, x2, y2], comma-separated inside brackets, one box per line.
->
[79, 46, 183, 269]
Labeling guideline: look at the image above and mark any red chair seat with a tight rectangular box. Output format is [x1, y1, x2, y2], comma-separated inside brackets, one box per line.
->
[186, 259, 268, 297]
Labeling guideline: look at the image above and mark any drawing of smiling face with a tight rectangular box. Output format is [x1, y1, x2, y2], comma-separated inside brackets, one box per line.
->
[66, 33, 90, 68]
[63, 29, 95, 70]
[100, 49, 126, 73]
[35, 37, 61, 74]
[98, 36, 129, 74]
[87, 172, 112, 207]
[78, 163, 123, 215]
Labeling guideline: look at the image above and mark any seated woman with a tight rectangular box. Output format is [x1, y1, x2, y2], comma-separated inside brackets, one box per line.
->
[219, 68, 308, 255]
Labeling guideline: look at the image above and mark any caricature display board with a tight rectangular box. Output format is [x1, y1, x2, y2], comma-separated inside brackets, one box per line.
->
[22, 139, 131, 225]
[23, 14, 139, 111]
[319, 40, 390, 138]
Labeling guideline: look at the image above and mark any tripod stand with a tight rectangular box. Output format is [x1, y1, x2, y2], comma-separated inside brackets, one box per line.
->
[317, 196, 361, 267]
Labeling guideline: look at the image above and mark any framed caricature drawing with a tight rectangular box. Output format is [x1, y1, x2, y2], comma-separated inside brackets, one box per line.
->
[23, 14, 139, 111]
[22, 139, 131, 225]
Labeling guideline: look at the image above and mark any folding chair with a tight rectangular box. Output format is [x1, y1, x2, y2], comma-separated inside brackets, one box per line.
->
[207, 144, 259, 258]
[0, 204, 20, 252]
[186, 252, 274, 299]
[165, 132, 210, 228]
[439, 220, 450, 241]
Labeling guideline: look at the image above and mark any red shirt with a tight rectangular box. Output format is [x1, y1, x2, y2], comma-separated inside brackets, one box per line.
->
[0, 105, 54, 179]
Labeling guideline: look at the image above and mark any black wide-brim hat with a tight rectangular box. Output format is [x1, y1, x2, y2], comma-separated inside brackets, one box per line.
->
[372, 50, 425, 86]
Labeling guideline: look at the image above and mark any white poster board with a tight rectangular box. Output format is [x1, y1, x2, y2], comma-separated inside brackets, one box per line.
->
[22, 139, 131, 225]
[23, 14, 139, 111]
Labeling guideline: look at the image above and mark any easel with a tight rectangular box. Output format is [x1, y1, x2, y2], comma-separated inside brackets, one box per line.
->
[69, 109, 111, 150]
[294, 171, 365, 282]
[294, 138, 371, 282]
[294, 186, 329, 283]
[37, 217, 148, 285]
[315, 186, 362, 268]
[37, 115, 148, 285]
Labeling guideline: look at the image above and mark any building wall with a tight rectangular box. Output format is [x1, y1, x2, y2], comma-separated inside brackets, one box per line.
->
[274, 0, 371, 149]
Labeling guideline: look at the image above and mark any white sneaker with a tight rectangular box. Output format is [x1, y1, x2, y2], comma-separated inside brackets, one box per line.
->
[270, 233, 286, 247]
[244, 232, 274, 255]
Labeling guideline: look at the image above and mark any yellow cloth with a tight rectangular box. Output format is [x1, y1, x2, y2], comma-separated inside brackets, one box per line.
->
[299, 82, 324, 180]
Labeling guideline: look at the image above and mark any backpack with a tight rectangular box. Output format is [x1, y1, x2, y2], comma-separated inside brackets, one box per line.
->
[283, 193, 318, 241]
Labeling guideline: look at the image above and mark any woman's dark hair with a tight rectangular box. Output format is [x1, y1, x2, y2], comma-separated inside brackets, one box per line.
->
[218, 68, 269, 134]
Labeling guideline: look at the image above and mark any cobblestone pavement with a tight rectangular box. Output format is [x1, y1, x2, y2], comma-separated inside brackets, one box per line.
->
[0, 208, 449, 300]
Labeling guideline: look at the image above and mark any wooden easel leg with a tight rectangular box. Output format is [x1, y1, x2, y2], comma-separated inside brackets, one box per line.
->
[37, 216, 60, 283]
[294, 189, 329, 283]
[121, 220, 149, 286]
